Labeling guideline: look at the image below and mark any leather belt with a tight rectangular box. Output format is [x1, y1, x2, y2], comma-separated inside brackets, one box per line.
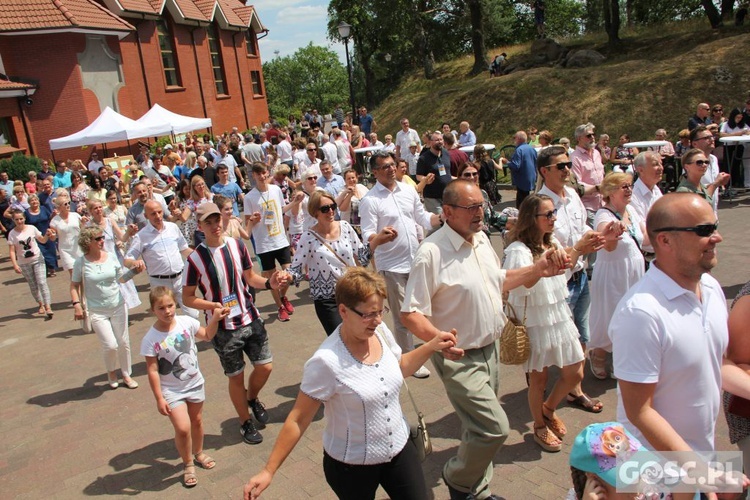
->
[149, 271, 182, 280]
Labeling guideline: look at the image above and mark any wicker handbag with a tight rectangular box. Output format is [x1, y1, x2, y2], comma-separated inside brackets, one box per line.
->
[499, 298, 529, 365]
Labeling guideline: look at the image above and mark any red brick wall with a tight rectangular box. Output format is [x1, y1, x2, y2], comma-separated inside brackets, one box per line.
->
[0, 18, 270, 162]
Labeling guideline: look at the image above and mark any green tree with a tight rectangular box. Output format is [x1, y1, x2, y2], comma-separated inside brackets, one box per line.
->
[262, 44, 348, 120]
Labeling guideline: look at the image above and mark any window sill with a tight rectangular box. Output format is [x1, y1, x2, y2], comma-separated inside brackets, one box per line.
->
[216, 94, 231, 100]
[246, 54, 259, 59]
[165, 86, 186, 93]
[252, 94, 265, 99]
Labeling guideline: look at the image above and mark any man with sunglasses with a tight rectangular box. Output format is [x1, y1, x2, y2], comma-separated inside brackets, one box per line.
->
[611, 194, 750, 487]
[360, 151, 442, 379]
[570, 123, 605, 227]
[537, 146, 611, 413]
[688, 102, 712, 131]
[690, 125, 728, 213]
[401, 180, 568, 500]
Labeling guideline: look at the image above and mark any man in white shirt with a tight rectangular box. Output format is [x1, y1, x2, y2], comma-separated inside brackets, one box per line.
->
[275, 132, 294, 169]
[360, 151, 441, 378]
[87, 152, 104, 175]
[630, 151, 664, 257]
[613, 194, 750, 470]
[319, 134, 340, 174]
[124, 200, 197, 318]
[394, 118, 421, 160]
[332, 129, 352, 171]
[297, 142, 322, 180]
[401, 180, 569, 500]
[243, 163, 294, 322]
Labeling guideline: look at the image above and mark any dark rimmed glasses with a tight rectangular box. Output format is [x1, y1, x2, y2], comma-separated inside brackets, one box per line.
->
[535, 209, 558, 220]
[545, 162, 572, 171]
[653, 222, 718, 237]
[319, 202, 337, 214]
[349, 306, 389, 321]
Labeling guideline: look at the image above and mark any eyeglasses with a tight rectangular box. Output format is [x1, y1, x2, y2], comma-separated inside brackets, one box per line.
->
[461, 172, 479, 178]
[546, 161, 572, 171]
[348, 306, 389, 321]
[307, 148, 317, 152]
[61, 202, 70, 206]
[306, 176, 318, 181]
[620, 184, 634, 191]
[695, 135, 714, 141]
[94, 235, 106, 241]
[585, 133, 596, 138]
[691, 160, 711, 166]
[653, 222, 719, 237]
[319, 202, 337, 214]
[713, 109, 723, 113]
[535, 208, 558, 220]
[449, 202, 488, 212]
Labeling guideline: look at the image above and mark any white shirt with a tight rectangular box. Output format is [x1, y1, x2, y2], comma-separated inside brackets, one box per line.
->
[360, 181, 433, 273]
[243, 185, 289, 254]
[320, 142, 340, 173]
[402, 223, 507, 350]
[395, 128, 420, 158]
[611, 265, 728, 452]
[88, 160, 104, 174]
[276, 140, 293, 163]
[701, 154, 720, 214]
[537, 184, 589, 274]
[630, 178, 663, 253]
[125, 221, 188, 276]
[300, 323, 409, 465]
[216, 153, 239, 183]
[298, 158, 322, 181]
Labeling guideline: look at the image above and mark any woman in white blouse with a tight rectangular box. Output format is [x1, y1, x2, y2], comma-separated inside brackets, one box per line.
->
[288, 191, 375, 335]
[243, 267, 458, 500]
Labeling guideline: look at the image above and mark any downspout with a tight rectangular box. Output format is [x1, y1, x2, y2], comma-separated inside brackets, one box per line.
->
[17, 97, 35, 157]
[190, 27, 209, 119]
[232, 31, 250, 131]
[133, 19, 153, 108]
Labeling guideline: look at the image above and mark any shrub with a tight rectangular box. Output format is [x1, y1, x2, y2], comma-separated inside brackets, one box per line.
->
[0, 154, 42, 181]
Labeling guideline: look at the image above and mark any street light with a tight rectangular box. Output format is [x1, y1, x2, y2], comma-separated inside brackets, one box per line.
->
[337, 21, 357, 126]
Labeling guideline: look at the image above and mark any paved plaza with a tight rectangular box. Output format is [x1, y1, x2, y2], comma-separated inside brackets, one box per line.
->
[1, 190, 749, 500]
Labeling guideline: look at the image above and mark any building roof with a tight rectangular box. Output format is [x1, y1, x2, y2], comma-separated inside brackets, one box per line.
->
[0, 0, 134, 34]
[0, 79, 35, 91]
[105, 0, 265, 30]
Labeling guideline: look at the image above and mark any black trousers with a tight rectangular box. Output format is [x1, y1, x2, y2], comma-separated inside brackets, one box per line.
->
[314, 298, 342, 336]
[323, 440, 428, 500]
[516, 189, 530, 208]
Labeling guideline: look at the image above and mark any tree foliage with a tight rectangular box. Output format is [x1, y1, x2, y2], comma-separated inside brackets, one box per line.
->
[261, 44, 348, 120]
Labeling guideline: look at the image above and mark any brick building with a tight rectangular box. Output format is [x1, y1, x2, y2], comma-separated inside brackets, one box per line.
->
[0, 0, 269, 161]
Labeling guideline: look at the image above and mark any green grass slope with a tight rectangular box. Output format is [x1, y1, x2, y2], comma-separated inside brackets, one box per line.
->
[375, 22, 750, 147]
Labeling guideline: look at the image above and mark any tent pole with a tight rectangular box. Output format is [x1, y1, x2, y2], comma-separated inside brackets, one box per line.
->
[127, 139, 133, 156]
[50, 150, 57, 164]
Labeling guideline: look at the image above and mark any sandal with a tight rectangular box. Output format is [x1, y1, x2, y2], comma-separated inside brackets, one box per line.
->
[183, 464, 197, 488]
[533, 425, 562, 452]
[193, 453, 216, 470]
[589, 350, 608, 380]
[38, 305, 45, 315]
[567, 392, 603, 413]
[542, 403, 567, 439]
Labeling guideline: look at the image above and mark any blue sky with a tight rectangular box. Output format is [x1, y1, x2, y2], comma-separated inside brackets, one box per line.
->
[249, 0, 347, 63]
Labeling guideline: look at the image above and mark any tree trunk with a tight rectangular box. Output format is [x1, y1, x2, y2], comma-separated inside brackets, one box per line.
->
[721, 0, 735, 21]
[362, 60, 376, 109]
[467, 0, 487, 75]
[701, 0, 723, 27]
[626, 0, 633, 27]
[603, 0, 620, 46]
[414, 5, 435, 80]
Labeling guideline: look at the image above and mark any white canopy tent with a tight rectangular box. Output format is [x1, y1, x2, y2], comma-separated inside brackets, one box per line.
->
[136, 104, 212, 135]
[49, 106, 170, 151]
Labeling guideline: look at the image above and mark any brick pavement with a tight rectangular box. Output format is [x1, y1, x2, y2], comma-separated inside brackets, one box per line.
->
[0, 191, 748, 499]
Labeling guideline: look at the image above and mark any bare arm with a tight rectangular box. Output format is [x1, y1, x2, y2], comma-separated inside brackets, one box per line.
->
[400, 311, 464, 360]
[145, 356, 171, 416]
[399, 330, 459, 376]
[503, 248, 568, 292]
[243, 393, 321, 499]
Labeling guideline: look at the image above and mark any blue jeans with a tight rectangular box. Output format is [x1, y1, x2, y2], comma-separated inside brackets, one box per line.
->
[567, 271, 591, 344]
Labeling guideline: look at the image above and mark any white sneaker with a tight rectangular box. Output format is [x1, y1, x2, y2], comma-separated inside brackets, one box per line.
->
[412, 365, 430, 379]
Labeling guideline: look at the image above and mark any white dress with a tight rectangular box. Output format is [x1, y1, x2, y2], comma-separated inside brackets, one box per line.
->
[503, 239, 584, 373]
[588, 206, 645, 352]
[50, 212, 82, 270]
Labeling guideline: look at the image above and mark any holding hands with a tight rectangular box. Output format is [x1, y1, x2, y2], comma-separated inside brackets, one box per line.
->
[600, 220, 624, 242]
[535, 247, 570, 276]
[577, 230, 605, 254]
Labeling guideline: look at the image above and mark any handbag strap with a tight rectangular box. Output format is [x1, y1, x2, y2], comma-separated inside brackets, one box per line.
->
[504, 295, 527, 324]
[79, 256, 89, 315]
[308, 227, 360, 267]
[602, 206, 642, 254]
[375, 325, 423, 418]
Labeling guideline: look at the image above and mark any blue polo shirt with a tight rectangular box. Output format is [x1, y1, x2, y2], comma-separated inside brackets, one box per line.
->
[52, 171, 72, 189]
[210, 181, 243, 216]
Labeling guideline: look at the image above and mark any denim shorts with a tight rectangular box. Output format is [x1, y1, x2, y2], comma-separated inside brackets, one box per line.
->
[211, 318, 272, 377]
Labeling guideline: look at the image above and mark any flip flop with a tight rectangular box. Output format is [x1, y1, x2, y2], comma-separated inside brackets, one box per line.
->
[193, 453, 216, 470]
[183, 464, 197, 488]
[567, 392, 603, 413]
[533, 425, 562, 452]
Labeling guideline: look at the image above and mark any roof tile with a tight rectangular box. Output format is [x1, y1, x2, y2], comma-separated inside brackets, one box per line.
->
[0, 0, 134, 32]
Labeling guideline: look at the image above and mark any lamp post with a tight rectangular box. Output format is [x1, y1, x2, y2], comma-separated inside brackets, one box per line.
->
[337, 21, 357, 126]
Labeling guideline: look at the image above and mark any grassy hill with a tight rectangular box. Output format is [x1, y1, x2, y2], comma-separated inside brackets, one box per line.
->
[374, 20, 750, 148]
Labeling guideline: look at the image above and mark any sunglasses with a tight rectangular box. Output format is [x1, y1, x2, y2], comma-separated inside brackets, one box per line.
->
[94, 235, 106, 241]
[586, 133, 596, 138]
[461, 172, 479, 178]
[653, 222, 719, 237]
[319, 202, 337, 214]
[535, 208, 558, 220]
[306, 175, 318, 181]
[692, 160, 711, 166]
[546, 162, 572, 171]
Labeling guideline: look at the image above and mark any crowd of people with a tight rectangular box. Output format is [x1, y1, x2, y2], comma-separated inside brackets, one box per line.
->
[1, 103, 750, 499]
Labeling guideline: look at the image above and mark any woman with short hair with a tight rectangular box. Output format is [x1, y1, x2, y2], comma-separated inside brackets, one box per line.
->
[8, 208, 54, 317]
[50, 191, 83, 276]
[244, 267, 458, 500]
[70, 225, 141, 389]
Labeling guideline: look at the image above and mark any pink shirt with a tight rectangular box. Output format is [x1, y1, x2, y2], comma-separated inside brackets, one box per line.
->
[570, 145, 604, 212]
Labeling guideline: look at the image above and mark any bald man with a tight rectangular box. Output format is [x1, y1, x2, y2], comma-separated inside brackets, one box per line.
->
[125, 200, 197, 318]
[612, 194, 750, 465]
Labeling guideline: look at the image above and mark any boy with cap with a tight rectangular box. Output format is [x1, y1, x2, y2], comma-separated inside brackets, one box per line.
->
[183, 202, 289, 445]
